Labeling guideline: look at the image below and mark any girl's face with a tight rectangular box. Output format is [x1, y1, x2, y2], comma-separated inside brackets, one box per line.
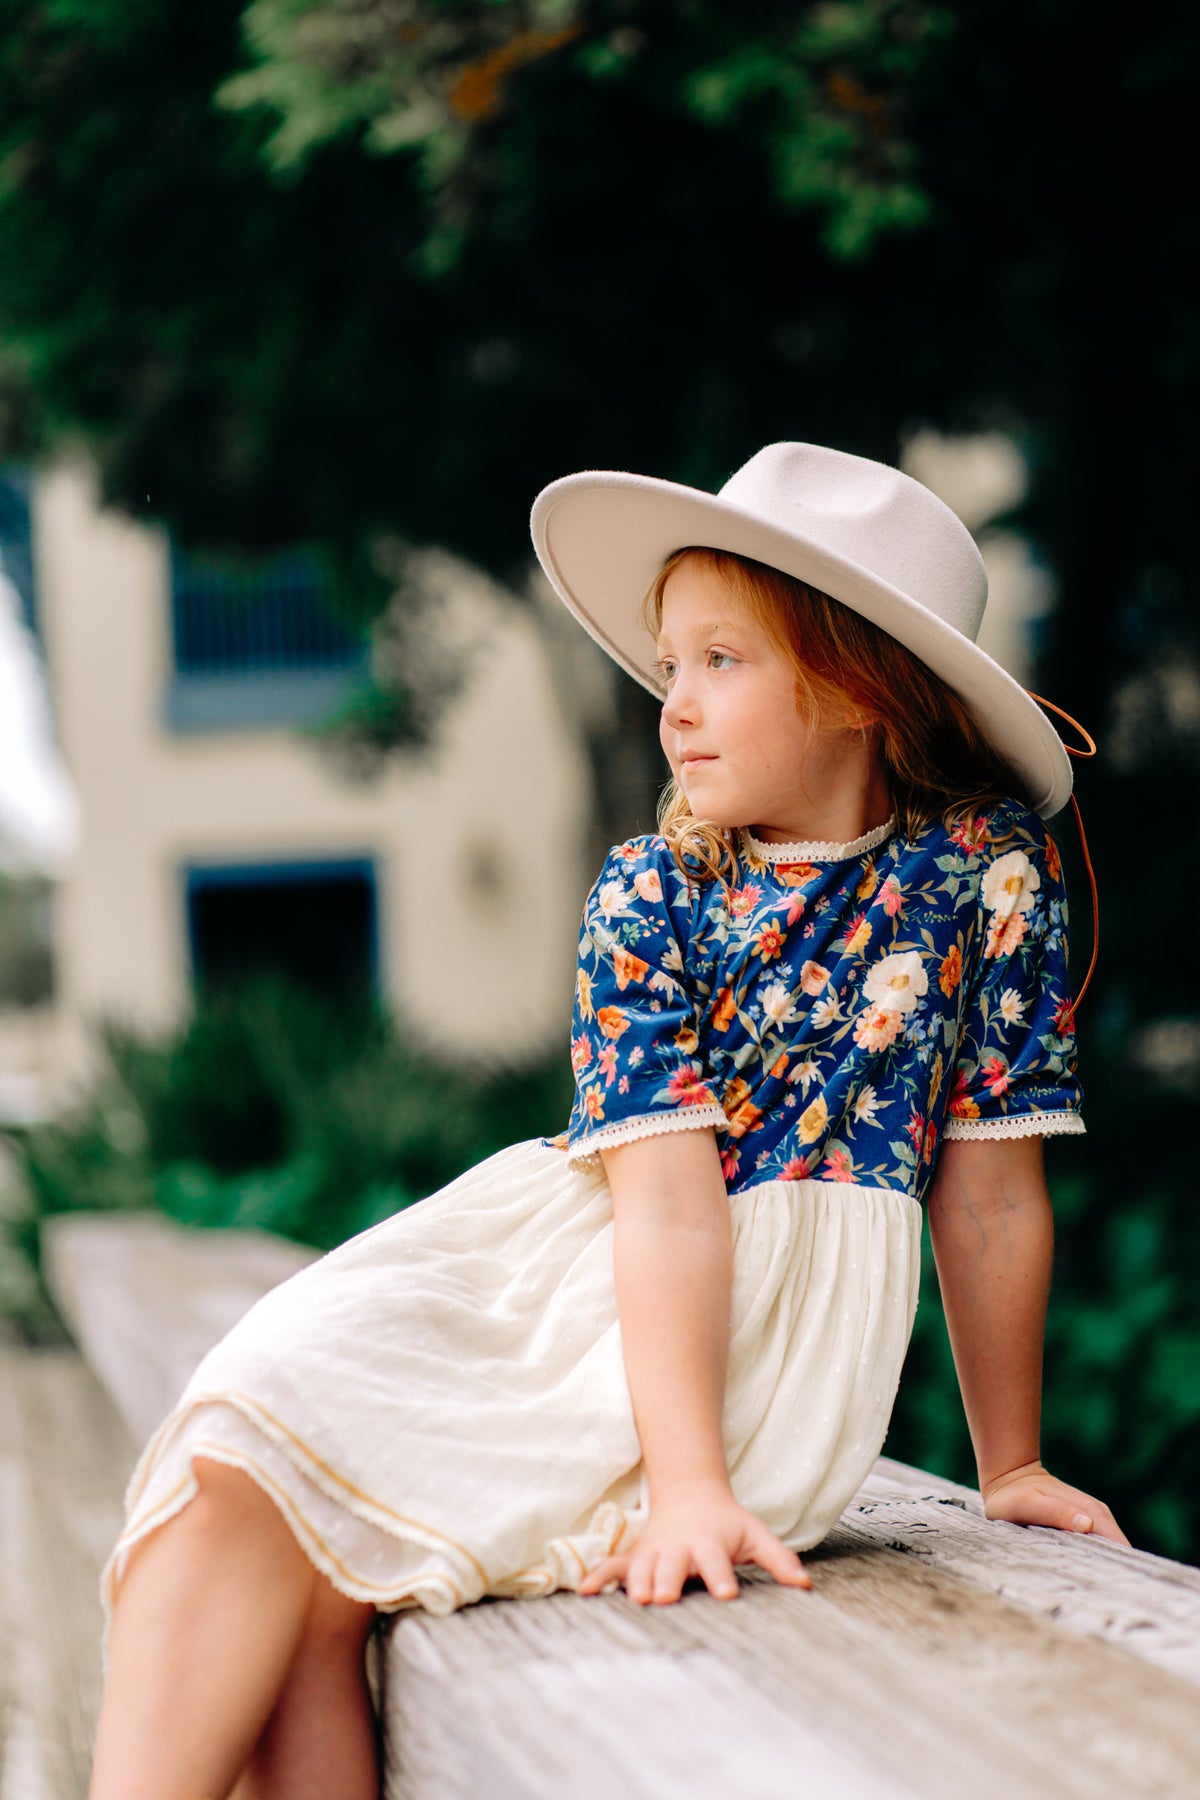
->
[655, 555, 858, 836]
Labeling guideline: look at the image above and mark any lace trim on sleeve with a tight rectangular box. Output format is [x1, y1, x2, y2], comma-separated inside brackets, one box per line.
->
[565, 1105, 728, 1170]
[943, 1111, 1086, 1141]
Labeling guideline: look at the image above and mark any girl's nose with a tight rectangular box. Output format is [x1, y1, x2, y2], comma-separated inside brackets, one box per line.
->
[662, 674, 698, 732]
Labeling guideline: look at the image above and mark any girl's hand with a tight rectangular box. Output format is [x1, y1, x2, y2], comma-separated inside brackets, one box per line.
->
[577, 1477, 814, 1605]
[981, 1458, 1131, 1545]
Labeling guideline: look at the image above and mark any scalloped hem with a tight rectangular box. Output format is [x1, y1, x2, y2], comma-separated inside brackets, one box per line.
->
[565, 1105, 728, 1170]
[944, 1110, 1086, 1140]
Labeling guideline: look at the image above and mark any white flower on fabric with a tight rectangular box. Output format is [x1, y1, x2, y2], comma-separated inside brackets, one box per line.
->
[998, 986, 1027, 1025]
[662, 941, 685, 973]
[810, 995, 841, 1030]
[789, 1058, 822, 1093]
[595, 878, 631, 920]
[862, 951, 928, 1015]
[853, 1084, 881, 1123]
[760, 981, 800, 1028]
[633, 868, 664, 903]
[981, 850, 1040, 919]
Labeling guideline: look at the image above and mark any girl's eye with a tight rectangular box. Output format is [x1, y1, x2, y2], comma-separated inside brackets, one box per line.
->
[653, 658, 677, 681]
[708, 650, 738, 669]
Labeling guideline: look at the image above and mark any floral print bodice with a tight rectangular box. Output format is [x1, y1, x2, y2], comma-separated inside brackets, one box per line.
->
[548, 796, 1085, 1204]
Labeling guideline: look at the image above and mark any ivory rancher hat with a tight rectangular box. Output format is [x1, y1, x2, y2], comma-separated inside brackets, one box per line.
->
[530, 441, 1073, 819]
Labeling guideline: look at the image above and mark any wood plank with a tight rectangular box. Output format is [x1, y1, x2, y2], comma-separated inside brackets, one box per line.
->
[42, 1211, 316, 1448]
[381, 1526, 1200, 1800]
[850, 1458, 1200, 1683]
[0, 1350, 136, 1800]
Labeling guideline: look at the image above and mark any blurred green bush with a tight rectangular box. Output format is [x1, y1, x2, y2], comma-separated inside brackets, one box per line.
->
[0, 976, 573, 1330]
[886, 1023, 1200, 1566]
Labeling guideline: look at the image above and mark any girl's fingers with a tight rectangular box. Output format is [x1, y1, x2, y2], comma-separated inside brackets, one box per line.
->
[694, 1542, 739, 1601]
[579, 1555, 627, 1596]
[651, 1547, 691, 1605]
[745, 1522, 813, 1588]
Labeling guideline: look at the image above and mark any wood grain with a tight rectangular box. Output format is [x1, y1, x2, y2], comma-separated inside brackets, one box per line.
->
[0, 1350, 136, 1800]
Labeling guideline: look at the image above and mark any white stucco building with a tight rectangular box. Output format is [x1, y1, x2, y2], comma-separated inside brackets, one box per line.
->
[6, 460, 591, 1104]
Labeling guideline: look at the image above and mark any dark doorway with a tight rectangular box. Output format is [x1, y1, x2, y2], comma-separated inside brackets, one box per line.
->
[184, 858, 379, 1003]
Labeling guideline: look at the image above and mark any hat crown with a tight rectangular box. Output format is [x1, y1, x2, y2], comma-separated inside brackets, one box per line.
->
[718, 442, 987, 642]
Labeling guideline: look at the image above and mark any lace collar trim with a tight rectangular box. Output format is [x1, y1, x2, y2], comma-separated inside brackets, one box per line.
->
[741, 815, 897, 865]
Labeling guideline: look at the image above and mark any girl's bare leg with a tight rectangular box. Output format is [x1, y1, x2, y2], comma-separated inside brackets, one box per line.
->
[231, 1577, 379, 1800]
[90, 1457, 320, 1800]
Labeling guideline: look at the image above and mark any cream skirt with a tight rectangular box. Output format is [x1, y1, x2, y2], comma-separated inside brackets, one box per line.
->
[103, 1138, 922, 1620]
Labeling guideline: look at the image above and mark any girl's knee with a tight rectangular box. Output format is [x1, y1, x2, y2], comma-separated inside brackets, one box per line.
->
[306, 1574, 377, 1649]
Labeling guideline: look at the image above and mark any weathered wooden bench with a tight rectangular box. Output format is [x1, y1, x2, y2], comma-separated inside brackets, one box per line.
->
[26, 1211, 1200, 1799]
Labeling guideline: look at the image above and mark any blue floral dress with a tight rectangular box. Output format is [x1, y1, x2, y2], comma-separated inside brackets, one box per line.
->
[553, 794, 1084, 1191]
[105, 796, 1083, 1623]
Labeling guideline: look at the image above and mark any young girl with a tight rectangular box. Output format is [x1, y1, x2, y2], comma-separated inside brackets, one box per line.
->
[90, 441, 1128, 1800]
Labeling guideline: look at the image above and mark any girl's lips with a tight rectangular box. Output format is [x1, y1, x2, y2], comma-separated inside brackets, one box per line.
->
[681, 755, 716, 768]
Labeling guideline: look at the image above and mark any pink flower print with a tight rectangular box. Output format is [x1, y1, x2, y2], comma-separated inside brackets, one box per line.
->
[727, 883, 762, 918]
[779, 1155, 811, 1180]
[666, 1063, 716, 1107]
[905, 1109, 925, 1146]
[570, 1033, 593, 1075]
[720, 1145, 741, 1183]
[634, 868, 664, 903]
[874, 874, 904, 918]
[597, 1043, 619, 1088]
[785, 893, 806, 927]
[982, 1055, 1009, 1097]
[984, 912, 1029, 959]
[951, 814, 989, 854]
[618, 1075, 630, 1095]
[823, 1146, 856, 1183]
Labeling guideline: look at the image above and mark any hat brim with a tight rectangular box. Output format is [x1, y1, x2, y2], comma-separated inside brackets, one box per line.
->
[531, 470, 1072, 819]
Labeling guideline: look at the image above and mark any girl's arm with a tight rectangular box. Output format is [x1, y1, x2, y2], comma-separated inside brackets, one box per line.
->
[576, 1126, 812, 1605]
[926, 1134, 1130, 1543]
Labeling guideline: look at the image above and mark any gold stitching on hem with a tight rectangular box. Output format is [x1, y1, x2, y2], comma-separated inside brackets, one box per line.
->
[184, 1390, 491, 1589]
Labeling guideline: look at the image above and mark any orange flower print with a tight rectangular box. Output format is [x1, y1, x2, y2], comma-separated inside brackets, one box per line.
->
[982, 1055, 1009, 1097]
[667, 1064, 716, 1106]
[779, 1155, 812, 1180]
[597, 1005, 630, 1040]
[584, 1083, 606, 1121]
[853, 1007, 903, 1052]
[722, 1075, 752, 1116]
[846, 913, 872, 955]
[777, 864, 817, 887]
[1045, 833, 1062, 885]
[711, 986, 738, 1032]
[597, 1044, 619, 1086]
[855, 859, 880, 900]
[922, 1119, 938, 1164]
[769, 1052, 789, 1079]
[570, 1033, 593, 1074]
[823, 1145, 856, 1182]
[727, 883, 762, 918]
[929, 1050, 944, 1109]
[797, 1095, 828, 1144]
[576, 967, 594, 1021]
[875, 874, 904, 918]
[674, 1024, 699, 1054]
[753, 919, 786, 961]
[634, 868, 664, 904]
[948, 1069, 981, 1119]
[726, 1099, 765, 1139]
[951, 814, 989, 854]
[611, 946, 650, 989]
[938, 944, 963, 997]
[984, 912, 1028, 959]
[720, 1144, 742, 1183]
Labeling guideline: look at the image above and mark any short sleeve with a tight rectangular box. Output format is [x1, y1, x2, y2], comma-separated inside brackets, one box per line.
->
[944, 807, 1086, 1141]
[564, 837, 726, 1168]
